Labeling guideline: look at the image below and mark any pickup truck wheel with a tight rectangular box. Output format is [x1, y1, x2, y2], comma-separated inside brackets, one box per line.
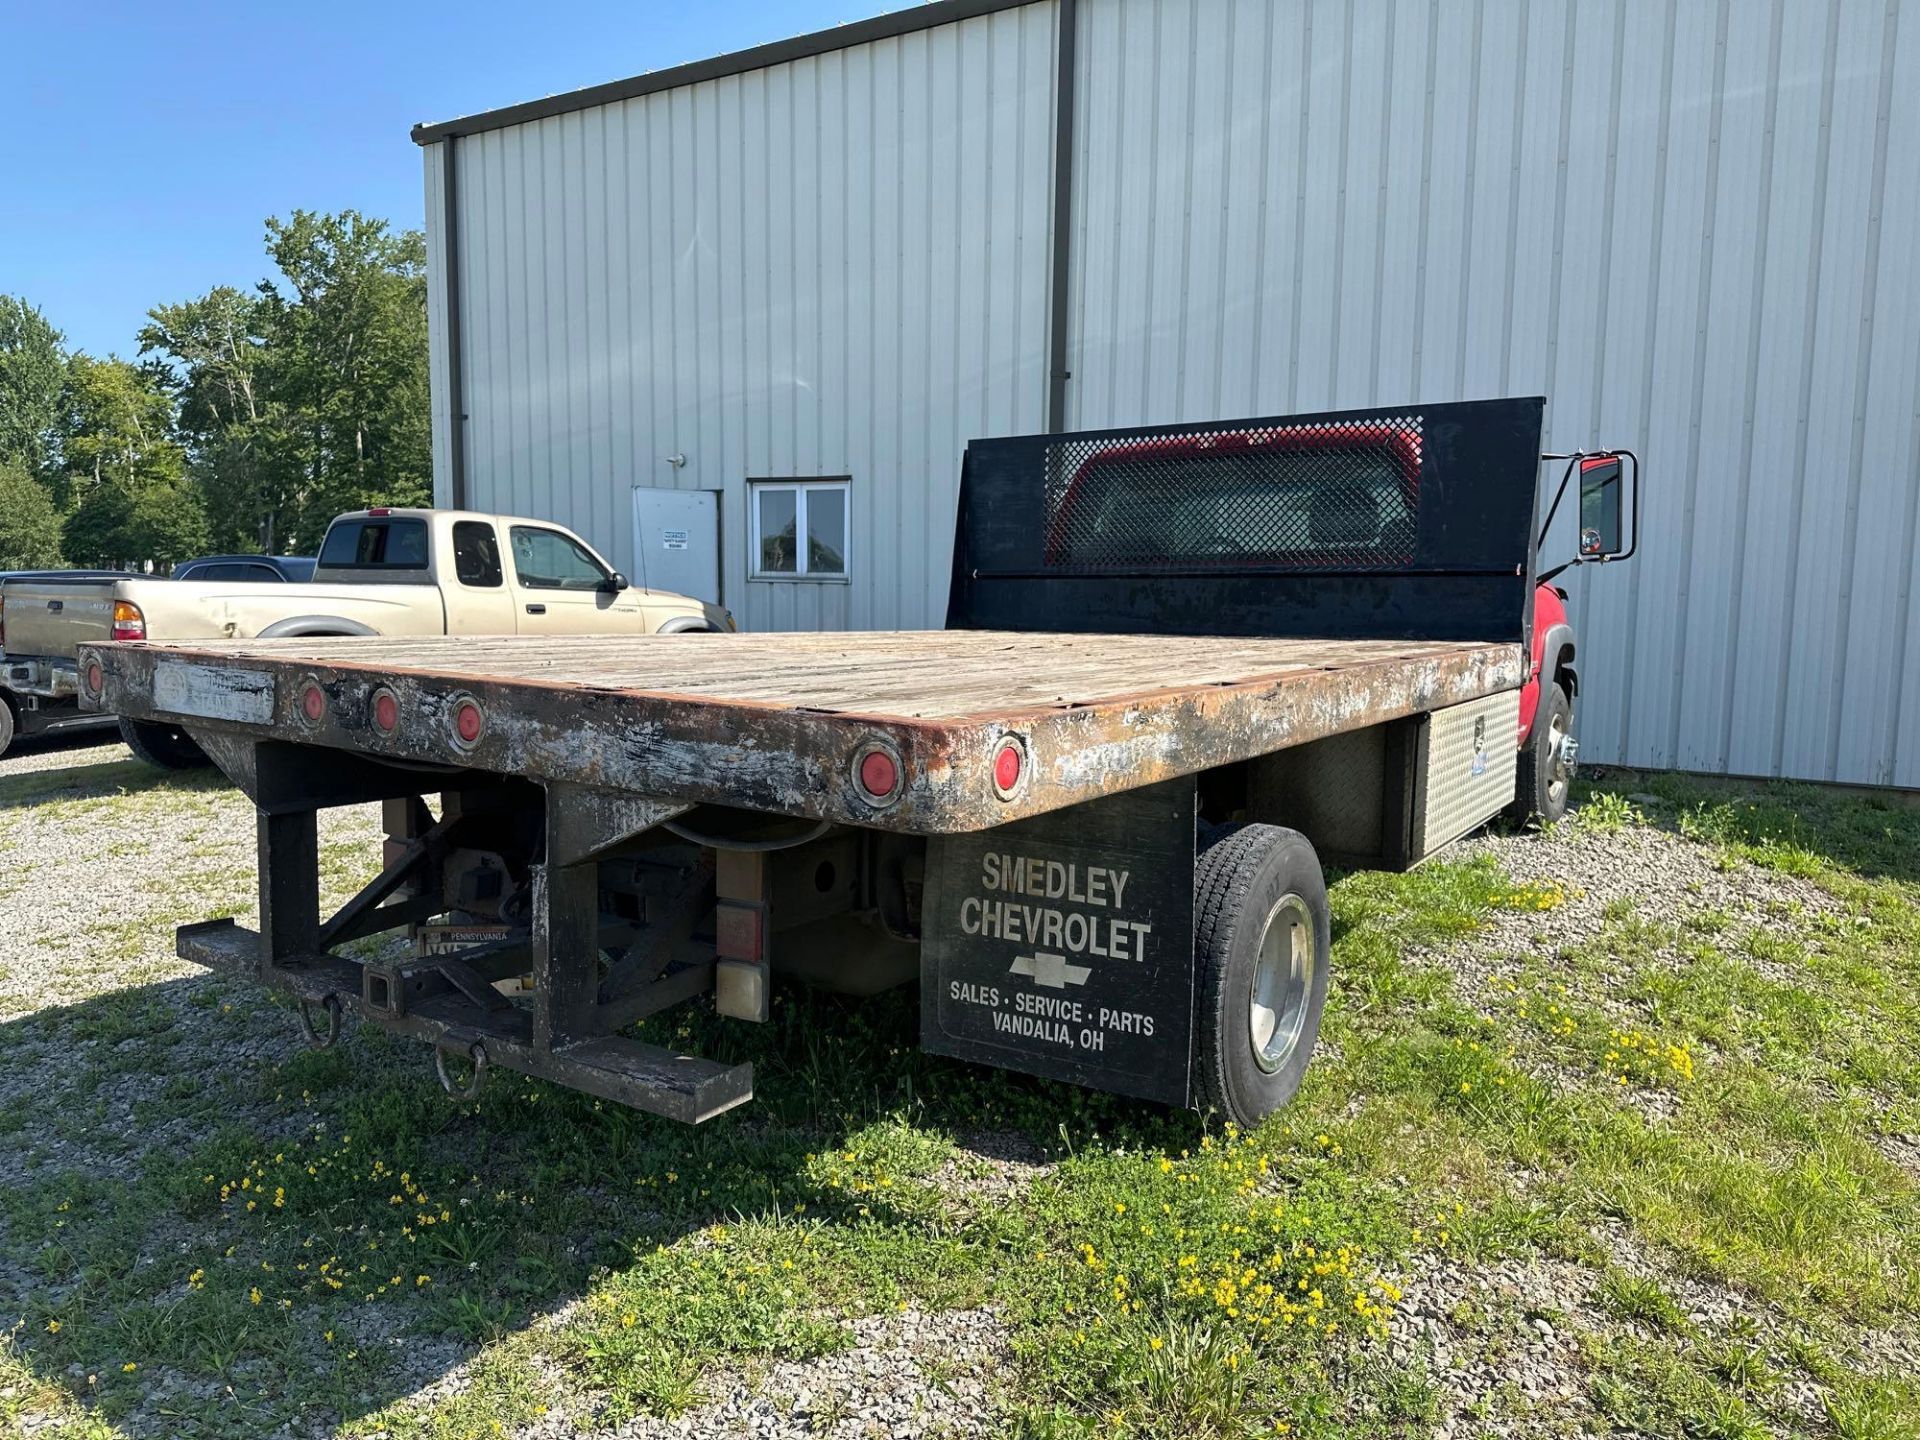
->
[1193, 824, 1330, 1128]
[0, 695, 15, 758]
[118, 716, 209, 770]
[1508, 681, 1574, 825]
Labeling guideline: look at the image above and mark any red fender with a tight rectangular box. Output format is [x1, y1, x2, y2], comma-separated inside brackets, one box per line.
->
[1519, 582, 1570, 745]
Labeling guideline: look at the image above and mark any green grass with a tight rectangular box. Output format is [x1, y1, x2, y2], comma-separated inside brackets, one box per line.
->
[1596, 1269, 1689, 1332]
[1588, 1334, 1772, 1440]
[2, 768, 1917, 1436]
[0, 753, 226, 816]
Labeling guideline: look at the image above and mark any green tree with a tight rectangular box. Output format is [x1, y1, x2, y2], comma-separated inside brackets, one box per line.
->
[143, 213, 432, 553]
[56, 354, 183, 493]
[0, 296, 66, 479]
[140, 287, 292, 550]
[0, 460, 64, 568]
[259, 210, 431, 546]
[124, 478, 211, 564]
[54, 354, 189, 563]
[60, 482, 134, 568]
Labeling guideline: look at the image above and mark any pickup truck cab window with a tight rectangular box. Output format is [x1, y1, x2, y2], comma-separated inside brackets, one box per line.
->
[177, 560, 293, 582]
[321, 518, 430, 570]
[509, 526, 609, 591]
[453, 522, 504, 587]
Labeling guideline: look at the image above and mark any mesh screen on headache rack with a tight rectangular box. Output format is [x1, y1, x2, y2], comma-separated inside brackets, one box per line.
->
[1040, 416, 1424, 572]
[946, 397, 1545, 643]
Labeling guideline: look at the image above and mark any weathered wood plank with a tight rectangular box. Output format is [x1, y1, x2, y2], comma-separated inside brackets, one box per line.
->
[91, 630, 1524, 834]
[99, 631, 1500, 720]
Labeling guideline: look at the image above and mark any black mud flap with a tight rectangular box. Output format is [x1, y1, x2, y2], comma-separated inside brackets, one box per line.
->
[920, 778, 1197, 1106]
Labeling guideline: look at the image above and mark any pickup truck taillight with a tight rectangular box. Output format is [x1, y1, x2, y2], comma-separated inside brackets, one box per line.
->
[111, 601, 147, 642]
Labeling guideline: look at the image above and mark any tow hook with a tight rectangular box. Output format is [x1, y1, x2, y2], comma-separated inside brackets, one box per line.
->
[434, 1040, 490, 1102]
[297, 994, 344, 1050]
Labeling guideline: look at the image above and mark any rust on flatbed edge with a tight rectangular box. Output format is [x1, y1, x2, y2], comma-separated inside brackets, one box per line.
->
[82, 632, 1524, 834]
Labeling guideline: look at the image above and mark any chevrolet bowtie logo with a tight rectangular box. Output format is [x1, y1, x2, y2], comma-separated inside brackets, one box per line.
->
[1008, 951, 1091, 989]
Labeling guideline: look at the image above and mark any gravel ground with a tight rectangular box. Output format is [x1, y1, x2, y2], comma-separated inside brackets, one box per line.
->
[617, 1307, 1012, 1440]
[0, 735, 390, 1436]
[538, 1307, 1010, 1440]
[0, 735, 381, 1123]
[0, 735, 382, 1018]
[1465, 797, 1843, 981]
[0, 740, 1905, 1437]
[1387, 1250, 1607, 1435]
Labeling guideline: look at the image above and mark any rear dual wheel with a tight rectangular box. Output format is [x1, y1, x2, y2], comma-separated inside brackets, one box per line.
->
[1193, 824, 1331, 1128]
[118, 716, 209, 770]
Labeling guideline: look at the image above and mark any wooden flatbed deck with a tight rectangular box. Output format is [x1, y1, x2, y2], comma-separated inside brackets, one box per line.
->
[88, 631, 1524, 833]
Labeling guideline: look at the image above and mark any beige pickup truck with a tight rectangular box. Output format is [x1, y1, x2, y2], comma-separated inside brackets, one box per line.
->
[0, 508, 732, 764]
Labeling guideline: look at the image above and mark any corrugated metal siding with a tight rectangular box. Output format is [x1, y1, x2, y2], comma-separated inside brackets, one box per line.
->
[432, 1, 1059, 635]
[1065, 0, 1920, 787]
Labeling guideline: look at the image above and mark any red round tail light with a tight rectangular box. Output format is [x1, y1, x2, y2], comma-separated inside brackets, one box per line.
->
[991, 736, 1028, 800]
[85, 661, 104, 697]
[371, 689, 399, 735]
[300, 683, 326, 723]
[852, 740, 905, 807]
[453, 698, 484, 745]
[858, 748, 899, 800]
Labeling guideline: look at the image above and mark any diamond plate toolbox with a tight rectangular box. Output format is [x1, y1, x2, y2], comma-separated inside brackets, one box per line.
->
[1413, 690, 1521, 857]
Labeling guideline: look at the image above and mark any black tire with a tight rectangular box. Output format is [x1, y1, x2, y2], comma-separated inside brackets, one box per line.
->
[118, 715, 209, 770]
[1507, 681, 1574, 825]
[0, 694, 15, 759]
[1193, 823, 1331, 1128]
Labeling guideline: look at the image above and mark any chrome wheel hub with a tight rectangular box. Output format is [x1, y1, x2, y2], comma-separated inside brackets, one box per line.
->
[1249, 894, 1315, 1075]
[1547, 714, 1575, 805]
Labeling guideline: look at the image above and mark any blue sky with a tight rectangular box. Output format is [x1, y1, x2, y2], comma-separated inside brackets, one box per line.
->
[2, 1, 906, 361]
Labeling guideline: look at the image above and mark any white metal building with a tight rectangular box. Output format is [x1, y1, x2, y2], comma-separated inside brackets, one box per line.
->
[415, 0, 1920, 789]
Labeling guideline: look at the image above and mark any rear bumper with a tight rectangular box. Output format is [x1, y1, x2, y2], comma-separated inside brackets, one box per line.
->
[3, 657, 78, 700]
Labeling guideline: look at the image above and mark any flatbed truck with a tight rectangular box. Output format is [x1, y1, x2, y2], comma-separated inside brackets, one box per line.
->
[80, 398, 1636, 1126]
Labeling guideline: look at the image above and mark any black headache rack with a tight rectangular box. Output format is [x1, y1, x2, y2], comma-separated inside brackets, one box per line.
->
[947, 395, 1547, 647]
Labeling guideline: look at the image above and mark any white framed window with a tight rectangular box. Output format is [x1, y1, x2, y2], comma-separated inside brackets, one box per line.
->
[750, 479, 850, 580]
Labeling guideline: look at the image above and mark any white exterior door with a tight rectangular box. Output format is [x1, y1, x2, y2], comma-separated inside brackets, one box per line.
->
[631, 488, 720, 605]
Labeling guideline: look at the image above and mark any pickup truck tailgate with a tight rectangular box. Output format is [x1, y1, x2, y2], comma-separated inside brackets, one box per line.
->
[0, 581, 115, 659]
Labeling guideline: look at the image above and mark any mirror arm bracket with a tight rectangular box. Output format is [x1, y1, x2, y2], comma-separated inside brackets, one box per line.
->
[1536, 453, 1584, 553]
[1534, 447, 1640, 568]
